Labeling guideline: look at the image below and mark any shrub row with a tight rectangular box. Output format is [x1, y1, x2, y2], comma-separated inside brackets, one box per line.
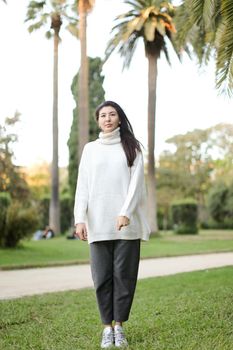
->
[0, 192, 73, 248]
[0, 193, 38, 248]
[157, 199, 199, 234]
[171, 199, 198, 234]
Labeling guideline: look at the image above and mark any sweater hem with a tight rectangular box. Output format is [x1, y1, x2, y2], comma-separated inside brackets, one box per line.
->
[88, 232, 150, 244]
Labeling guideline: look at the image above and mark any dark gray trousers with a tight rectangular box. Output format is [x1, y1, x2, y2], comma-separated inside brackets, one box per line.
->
[90, 239, 141, 324]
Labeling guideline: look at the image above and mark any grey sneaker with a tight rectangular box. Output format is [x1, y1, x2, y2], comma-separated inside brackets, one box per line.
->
[114, 325, 128, 348]
[101, 326, 114, 348]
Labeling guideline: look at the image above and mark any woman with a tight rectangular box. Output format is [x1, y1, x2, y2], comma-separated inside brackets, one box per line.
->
[74, 101, 151, 348]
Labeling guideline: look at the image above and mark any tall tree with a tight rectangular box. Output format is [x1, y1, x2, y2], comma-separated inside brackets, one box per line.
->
[25, 0, 78, 234]
[157, 122, 233, 205]
[105, 0, 178, 233]
[0, 112, 30, 200]
[162, 128, 214, 205]
[68, 56, 105, 202]
[175, 0, 233, 95]
[76, 0, 95, 160]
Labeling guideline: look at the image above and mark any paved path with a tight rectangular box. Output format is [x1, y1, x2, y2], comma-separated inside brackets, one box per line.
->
[0, 252, 232, 300]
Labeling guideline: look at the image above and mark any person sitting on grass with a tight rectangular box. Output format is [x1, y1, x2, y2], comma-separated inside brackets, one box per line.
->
[42, 226, 54, 239]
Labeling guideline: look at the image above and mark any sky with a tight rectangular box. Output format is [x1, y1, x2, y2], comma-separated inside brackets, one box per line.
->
[0, 0, 232, 168]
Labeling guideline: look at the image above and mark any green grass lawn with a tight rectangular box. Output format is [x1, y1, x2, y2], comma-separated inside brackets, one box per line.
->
[0, 266, 232, 350]
[0, 229, 233, 269]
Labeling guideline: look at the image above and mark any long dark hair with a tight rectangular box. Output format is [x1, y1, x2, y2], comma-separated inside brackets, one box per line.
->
[95, 101, 143, 167]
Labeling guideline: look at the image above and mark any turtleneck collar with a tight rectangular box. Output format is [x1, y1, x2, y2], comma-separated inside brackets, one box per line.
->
[98, 126, 121, 145]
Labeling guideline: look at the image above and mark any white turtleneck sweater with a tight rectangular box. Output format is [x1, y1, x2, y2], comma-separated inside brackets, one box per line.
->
[74, 126, 151, 244]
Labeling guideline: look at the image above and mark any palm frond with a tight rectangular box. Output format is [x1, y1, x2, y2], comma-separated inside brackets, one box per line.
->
[221, 0, 233, 26]
[162, 41, 171, 65]
[106, 1, 177, 68]
[105, 23, 129, 61]
[206, 0, 233, 94]
[116, 10, 138, 21]
[28, 16, 49, 32]
[174, 3, 194, 48]
[174, 0, 216, 63]
[66, 23, 79, 38]
[124, 0, 146, 10]
[25, 1, 47, 22]
[215, 20, 233, 95]
[190, 0, 204, 25]
[144, 17, 157, 41]
[25, 0, 78, 38]
[174, 0, 233, 95]
[128, 15, 146, 33]
[45, 30, 52, 39]
[27, 1, 46, 10]
[119, 32, 141, 69]
[168, 34, 182, 62]
[110, 10, 140, 33]
[156, 18, 166, 36]
[189, 22, 210, 64]
[203, 0, 220, 31]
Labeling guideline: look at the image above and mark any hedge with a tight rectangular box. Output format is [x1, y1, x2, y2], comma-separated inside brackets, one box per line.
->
[171, 199, 198, 234]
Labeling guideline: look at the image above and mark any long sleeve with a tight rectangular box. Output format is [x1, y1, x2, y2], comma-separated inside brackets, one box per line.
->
[74, 145, 89, 224]
[118, 150, 145, 219]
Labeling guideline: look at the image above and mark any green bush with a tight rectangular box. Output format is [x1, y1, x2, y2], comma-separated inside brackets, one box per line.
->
[60, 194, 73, 233]
[0, 192, 11, 246]
[171, 199, 198, 234]
[0, 192, 11, 207]
[200, 218, 233, 230]
[1, 201, 39, 248]
[207, 182, 228, 223]
[157, 206, 172, 230]
[207, 182, 233, 228]
[38, 196, 50, 229]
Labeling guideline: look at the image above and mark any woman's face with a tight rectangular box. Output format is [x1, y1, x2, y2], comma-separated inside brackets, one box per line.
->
[98, 106, 120, 133]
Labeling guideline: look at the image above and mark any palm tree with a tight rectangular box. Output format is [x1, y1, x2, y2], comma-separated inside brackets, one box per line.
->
[106, 0, 177, 233]
[25, 0, 78, 234]
[175, 0, 233, 95]
[76, 0, 95, 160]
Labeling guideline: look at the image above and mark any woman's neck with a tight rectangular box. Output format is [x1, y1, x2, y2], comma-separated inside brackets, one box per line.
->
[98, 126, 121, 145]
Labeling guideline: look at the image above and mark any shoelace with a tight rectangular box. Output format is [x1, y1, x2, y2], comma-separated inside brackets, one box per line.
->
[102, 332, 113, 345]
[115, 329, 127, 344]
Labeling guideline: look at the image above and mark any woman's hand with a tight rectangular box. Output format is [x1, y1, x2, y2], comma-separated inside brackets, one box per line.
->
[74, 223, 88, 241]
[117, 216, 130, 231]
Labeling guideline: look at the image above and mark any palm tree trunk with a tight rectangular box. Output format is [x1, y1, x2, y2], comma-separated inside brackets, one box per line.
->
[49, 28, 60, 234]
[78, 0, 89, 160]
[147, 53, 158, 234]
